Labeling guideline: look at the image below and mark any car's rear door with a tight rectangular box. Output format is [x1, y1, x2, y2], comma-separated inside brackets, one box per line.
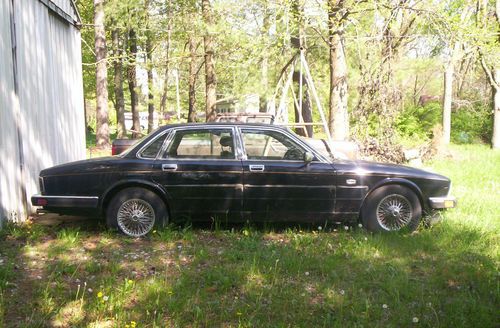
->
[239, 127, 336, 221]
[150, 126, 243, 219]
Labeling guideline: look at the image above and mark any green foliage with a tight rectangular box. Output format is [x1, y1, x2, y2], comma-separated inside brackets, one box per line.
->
[451, 105, 493, 144]
[396, 103, 442, 140]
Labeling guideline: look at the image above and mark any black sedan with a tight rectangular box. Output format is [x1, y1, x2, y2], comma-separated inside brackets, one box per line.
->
[32, 123, 456, 237]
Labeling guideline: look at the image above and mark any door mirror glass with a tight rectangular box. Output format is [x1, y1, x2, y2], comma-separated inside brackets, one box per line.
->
[303, 151, 314, 163]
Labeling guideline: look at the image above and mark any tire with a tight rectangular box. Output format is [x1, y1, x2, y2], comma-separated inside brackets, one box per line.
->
[361, 185, 421, 233]
[106, 187, 168, 237]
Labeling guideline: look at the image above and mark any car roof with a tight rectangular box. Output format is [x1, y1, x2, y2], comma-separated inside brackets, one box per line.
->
[158, 122, 289, 131]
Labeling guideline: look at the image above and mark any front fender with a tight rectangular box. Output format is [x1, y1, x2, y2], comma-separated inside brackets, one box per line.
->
[363, 177, 424, 209]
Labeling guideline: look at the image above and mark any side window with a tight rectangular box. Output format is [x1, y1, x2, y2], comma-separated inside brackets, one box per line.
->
[139, 133, 169, 159]
[241, 130, 306, 161]
[163, 129, 235, 159]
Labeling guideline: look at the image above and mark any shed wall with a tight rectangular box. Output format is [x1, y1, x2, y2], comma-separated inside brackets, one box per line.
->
[0, 0, 24, 223]
[0, 0, 85, 222]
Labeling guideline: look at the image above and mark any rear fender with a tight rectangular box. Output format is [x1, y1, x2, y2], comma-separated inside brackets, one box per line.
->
[100, 179, 171, 214]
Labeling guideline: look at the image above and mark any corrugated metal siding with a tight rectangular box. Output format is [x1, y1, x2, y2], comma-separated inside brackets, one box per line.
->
[0, 0, 24, 222]
[52, 0, 78, 22]
[0, 0, 85, 222]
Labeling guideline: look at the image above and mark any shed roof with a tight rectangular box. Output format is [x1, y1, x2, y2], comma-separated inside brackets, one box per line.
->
[38, 0, 81, 27]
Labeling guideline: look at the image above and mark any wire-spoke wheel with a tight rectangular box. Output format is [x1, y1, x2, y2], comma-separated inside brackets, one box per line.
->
[376, 194, 413, 231]
[361, 185, 421, 233]
[106, 187, 168, 237]
[117, 199, 156, 237]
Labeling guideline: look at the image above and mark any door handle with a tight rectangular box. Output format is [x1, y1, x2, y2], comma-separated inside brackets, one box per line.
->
[162, 164, 177, 171]
[249, 164, 265, 172]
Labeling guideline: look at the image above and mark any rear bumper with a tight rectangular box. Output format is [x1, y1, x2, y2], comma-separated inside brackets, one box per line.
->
[428, 196, 457, 209]
[31, 195, 99, 208]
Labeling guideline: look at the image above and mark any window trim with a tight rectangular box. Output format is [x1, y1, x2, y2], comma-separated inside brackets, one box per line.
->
[158, 126, 241, 161]
[237, 126, 328, 163]
[136, 130, 172, 160]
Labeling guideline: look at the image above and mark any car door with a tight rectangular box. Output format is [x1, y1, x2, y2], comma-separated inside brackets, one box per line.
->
[150, 126, 243, 219]
[239, 127, 336, 221]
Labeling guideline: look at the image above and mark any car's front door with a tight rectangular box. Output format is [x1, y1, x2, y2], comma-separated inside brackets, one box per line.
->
[151, 127, 243, 219]
[239, 128, 336, 221]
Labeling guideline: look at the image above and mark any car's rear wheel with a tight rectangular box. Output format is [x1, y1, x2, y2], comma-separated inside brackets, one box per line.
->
[361, 185, 421, 232]
[106, 187, 168, 237]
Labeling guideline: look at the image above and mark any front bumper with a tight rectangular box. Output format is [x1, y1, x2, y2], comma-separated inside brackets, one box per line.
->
[31, 195, 99, 208]
[428, 196, 457, 209]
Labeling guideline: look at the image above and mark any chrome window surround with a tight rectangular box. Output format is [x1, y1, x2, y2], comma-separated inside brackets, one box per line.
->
[135, 125, 329, 163]
[237, 126, 329, 163]
[136, 129, 172, 160]
[157, 126, 242, 161]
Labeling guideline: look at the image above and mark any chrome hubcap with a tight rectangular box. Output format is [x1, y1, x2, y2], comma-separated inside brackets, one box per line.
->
[117, 199, 155, 237]
[376, 194, 413, 231]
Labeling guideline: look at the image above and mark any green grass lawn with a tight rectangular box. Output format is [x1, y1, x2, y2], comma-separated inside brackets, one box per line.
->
[0, 145, 498, 327]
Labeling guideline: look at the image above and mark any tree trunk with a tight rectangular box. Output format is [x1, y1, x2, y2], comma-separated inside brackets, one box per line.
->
[188, 36, 198, 122]
[202, 0, 217, 122]
[291, 0, 313, 137]
[302, 89, 313, 136]
[127, 29, 140, 138]
[146, 37, 155, 133]
[94, 0, 110, 148]
[328, 0, 349, 141]
[442, 62, 453, 145]
[112, 29, 126, 138]
[159, 0, 172, 114]
[260, 8, 270, 112]
[492, 69, 500, 149]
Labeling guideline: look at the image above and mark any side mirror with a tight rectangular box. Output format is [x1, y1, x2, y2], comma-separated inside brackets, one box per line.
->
[303, 151, 314, 163]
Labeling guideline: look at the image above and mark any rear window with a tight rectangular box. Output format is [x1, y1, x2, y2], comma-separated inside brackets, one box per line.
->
[139, 132, 169, 158]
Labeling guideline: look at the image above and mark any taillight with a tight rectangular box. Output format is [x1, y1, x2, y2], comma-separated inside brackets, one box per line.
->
[37, 198, 48, 206]
[112, 145, 117, 155]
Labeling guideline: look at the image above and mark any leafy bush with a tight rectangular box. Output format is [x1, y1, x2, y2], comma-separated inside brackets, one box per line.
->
[396, 103, 441, 140]
[396, 102, 492, 145]
[451, 105, 492, 144]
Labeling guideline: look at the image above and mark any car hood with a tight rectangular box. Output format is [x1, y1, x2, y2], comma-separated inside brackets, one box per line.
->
[40, 156, 121, 177]
[335, 159, 450, 181]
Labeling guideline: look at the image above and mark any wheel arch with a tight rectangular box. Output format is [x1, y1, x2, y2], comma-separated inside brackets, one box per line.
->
[99, 179, 171, 216]
[361, 178, 425, 213]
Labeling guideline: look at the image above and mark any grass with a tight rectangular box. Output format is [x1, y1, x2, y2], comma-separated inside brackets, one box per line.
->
[0, 144, 498, 327]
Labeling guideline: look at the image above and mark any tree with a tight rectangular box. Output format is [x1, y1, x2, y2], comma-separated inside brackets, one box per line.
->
[477, 0, 500, 149]
[145, 0, 155, 133]
[202, 0, 217, 122]
[188, 35, 200, 122]
[127, 28, 141, 138]
[327, 0, 349, 141]
[112, 28, 126, 138]
[439, 3, 473, 145]
[94, 0, 110, 148]
[146, 35, 155, 133]
[260, 3, 272, 112]
[291, 0, 313, 137]
[159, 0, 173, 114]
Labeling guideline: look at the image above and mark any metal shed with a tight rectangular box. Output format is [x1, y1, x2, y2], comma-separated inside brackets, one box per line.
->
[0, 0, 85, 224]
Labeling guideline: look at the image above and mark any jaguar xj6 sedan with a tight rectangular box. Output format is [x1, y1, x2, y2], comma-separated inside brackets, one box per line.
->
[32, 123, 456, 237]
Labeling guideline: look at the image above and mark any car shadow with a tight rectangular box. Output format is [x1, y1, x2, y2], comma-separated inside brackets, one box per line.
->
[32, 213, 355, 235]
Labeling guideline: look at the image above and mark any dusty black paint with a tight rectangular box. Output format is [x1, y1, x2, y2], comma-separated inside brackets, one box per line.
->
[32, 123, 452, 224]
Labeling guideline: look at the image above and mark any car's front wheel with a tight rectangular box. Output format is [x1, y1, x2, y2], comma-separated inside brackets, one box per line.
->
[106, 187, 168, 237]
[361, 185, 421, 232]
